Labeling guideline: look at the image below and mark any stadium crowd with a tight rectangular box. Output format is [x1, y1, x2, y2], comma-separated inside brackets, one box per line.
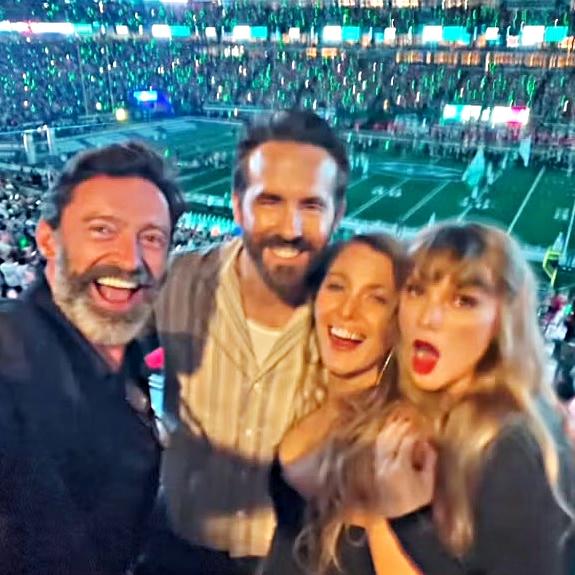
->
[1, 0, 573, 33]
[0, 169, 234, 295]
[3, 0, 575, 571]
[1, 0, 575, 571]
[2, 37, 575, 132]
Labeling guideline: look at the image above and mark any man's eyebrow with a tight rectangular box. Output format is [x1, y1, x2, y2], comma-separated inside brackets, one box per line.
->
[140, 224, 170, 236]
[81, 214, 122, 223]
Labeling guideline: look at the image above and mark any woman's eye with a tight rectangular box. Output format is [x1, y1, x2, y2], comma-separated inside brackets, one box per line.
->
[371, 294, 388, 305]
[453, 294, 478, 308]
[405, 283, 423, 297]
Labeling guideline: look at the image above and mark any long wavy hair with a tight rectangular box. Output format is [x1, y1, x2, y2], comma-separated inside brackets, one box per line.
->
[301, 222, 573, 573]
[295, 233, 410, 573]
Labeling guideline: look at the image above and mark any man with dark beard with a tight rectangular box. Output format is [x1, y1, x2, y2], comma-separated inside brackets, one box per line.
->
[137, 110, 349, 574]
[0, 142, 184, 574]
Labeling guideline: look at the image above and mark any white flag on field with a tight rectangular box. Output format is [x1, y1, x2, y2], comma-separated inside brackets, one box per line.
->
[519, 135, 532, 167]
[462, 146, 486, 189]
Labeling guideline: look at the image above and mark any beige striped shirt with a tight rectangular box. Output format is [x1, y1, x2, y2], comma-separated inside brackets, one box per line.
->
[160, 239, 325, 558]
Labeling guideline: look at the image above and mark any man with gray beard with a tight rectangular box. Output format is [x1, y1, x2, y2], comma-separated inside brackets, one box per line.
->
[0, 142, 184, 575]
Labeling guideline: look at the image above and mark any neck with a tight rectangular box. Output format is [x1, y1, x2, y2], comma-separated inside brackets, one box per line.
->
[96, 344, 126, 372]
[445, 373, 473, 402]
[236, 247, 302, 328]
[326, 365, 380, 404]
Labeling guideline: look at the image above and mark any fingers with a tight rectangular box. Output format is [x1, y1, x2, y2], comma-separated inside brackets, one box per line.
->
[376, 420, 412, 464]
[395, 433, 417, 465]
[418, 441, 438, 476]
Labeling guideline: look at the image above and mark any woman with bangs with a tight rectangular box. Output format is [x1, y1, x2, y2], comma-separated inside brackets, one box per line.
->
[263, 233, 447, 575]
[297, 221, 575, 575]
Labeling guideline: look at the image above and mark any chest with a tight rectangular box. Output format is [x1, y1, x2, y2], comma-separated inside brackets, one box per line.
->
[17, 338, 160, 512]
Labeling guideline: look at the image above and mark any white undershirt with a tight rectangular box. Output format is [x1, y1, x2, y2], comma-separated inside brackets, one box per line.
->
[246, 319, 283, 366]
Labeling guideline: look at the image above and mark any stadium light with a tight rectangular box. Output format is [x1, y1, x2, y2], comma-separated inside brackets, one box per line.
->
[151, 24, 172, 39]
[115, 108, 129, 122]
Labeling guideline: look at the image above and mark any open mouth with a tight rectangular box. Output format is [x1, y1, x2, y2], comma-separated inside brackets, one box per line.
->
[412, 339, 440, 375]
[92, 276, 143, 307]
[328, 325, 366, 351]
[266, 245, 307, 262]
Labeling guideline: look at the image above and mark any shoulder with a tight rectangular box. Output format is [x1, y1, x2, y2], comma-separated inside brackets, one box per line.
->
[167, 242, 226, 284]
[0, 297, 36, 352]
[161, 240, 240, 296]
[483, 408, 574, 485]
[470, 414, 575, 574]
[475, 414, 573, 525]
[170, 241, 225, 269]
[480, 417, 546, 491]
[155, 241, 234, 327]
[0, 298, 44, 395]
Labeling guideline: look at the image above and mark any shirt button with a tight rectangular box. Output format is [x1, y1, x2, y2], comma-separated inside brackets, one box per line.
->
[253, 383, 261, 392]
[245, 428, 253, 438]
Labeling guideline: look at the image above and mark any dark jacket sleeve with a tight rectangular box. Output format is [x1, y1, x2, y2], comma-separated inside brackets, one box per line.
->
[0, 375, 26, 572]
[0, 309, 107, 575]
[469, 421, 575, 575]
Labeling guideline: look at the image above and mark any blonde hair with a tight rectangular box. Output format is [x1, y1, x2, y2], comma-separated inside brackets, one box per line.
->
[402, 222, 571, 555]
[301, 222, 572, 572]
[296, 363, 404, 574]
[295, 232, 410, 574]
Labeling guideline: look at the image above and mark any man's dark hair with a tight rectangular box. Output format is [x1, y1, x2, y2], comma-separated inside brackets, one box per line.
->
[42, 141, 185, 234]
[233, 110, 349, 205]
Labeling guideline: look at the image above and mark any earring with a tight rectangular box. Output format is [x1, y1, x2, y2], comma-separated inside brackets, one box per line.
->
[375, 349, 394, 387]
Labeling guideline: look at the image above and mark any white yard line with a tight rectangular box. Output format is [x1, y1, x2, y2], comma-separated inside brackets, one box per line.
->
[184, 175, 231, 194]
[562, 195, 575, 260]
[347, 175, 371, 190]
[400, 181, 450, 223]
[507, 167, 546, 234]
[178, 166, 228, 185]
[348, 178, 409, 219]
[457, 204, 474, 222]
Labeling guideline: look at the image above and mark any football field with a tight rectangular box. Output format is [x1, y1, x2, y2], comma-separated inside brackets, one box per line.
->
[167, 120, 575, 270]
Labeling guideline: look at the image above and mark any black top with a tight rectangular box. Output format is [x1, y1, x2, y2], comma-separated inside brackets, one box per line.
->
[0, 279, 161, 575]
[263, 456, 377, 575]
[264, 414, 575, 575]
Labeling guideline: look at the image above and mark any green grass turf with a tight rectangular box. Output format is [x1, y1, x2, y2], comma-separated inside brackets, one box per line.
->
[159, 121, 575, 261]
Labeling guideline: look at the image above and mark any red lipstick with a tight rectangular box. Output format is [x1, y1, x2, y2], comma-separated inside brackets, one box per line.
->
[412, 339, 440, 375]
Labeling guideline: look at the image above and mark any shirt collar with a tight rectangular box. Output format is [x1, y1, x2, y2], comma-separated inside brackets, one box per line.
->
[220, 238, 314, 329]
[219, 238, 321, 364]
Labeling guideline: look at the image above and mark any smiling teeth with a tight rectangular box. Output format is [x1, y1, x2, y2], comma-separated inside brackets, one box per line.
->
[330, 326, 364, 342]
[96, 277, 138, 290]
[270, 246, 300, 259]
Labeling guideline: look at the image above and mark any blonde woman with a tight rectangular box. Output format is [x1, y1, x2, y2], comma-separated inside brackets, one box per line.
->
[305, 222, 575, 575]
[263, 234, 448, 575]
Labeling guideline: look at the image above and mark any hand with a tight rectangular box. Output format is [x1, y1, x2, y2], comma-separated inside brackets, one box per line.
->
[373, 420, 437, 519]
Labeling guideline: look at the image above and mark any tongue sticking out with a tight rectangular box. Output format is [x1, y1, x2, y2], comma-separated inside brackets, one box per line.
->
[96, 284, 135, 304]
[412, 340, 440, 375]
